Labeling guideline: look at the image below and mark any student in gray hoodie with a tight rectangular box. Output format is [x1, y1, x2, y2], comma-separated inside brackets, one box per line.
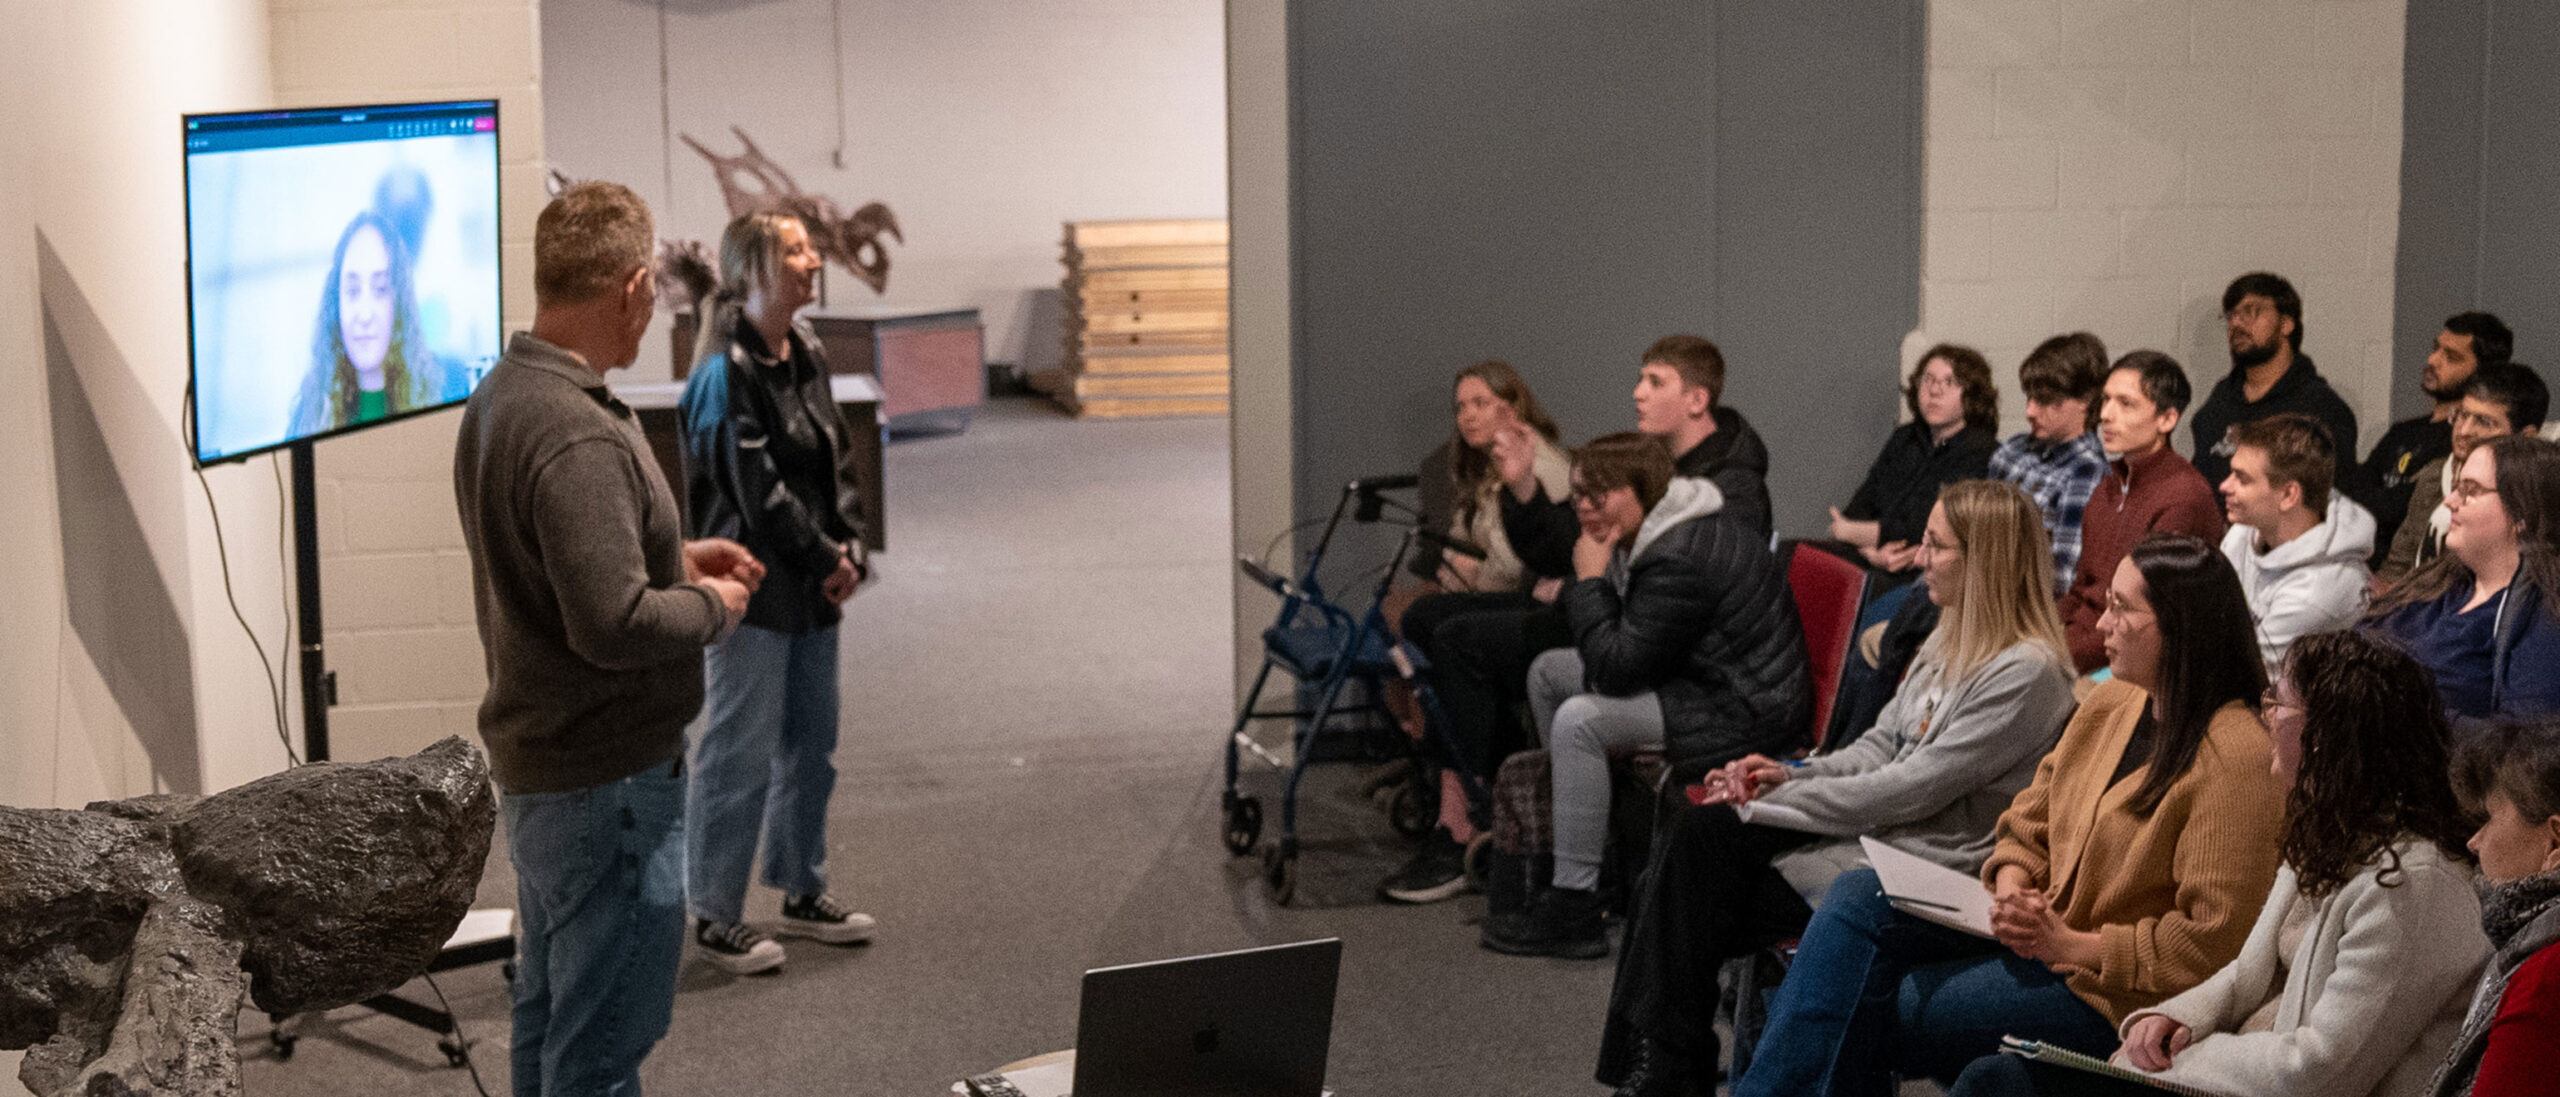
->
[1587, 480, 2079, 1097]
[2217, 413, 2375, 671]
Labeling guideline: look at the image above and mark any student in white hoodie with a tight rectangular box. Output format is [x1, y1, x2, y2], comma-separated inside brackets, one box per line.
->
[1948, 628, 2487, 1097]
[2218, 413, 2376, 670]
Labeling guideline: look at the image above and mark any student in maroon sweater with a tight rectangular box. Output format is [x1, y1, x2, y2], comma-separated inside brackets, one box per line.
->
[2062, 351, 2228, 671]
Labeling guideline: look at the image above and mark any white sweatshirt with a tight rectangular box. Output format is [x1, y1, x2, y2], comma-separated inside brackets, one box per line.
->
[2223, 496, 2377, 672]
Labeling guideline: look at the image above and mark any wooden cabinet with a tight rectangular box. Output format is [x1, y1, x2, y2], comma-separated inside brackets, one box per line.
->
[804, 307, 984, 435]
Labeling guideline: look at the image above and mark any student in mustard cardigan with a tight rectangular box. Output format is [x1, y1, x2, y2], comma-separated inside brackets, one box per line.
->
[1732, 533, 2288, 1097]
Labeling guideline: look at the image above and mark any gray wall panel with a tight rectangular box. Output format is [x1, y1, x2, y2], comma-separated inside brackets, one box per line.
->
[1285, 1, 1921, 540]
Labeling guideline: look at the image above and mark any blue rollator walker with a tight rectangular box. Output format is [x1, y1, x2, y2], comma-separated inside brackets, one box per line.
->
[1222, 474, 1491, 904]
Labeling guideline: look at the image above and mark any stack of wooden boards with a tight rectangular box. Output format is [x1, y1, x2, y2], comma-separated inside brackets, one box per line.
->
[1037, 218, 1229, 419]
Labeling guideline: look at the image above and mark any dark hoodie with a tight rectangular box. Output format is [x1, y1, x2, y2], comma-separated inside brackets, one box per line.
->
[1501, 405, 1775, 577]
[2187, 352, 2359, 489]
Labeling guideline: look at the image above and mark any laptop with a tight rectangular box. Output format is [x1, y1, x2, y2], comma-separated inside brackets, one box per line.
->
[1070, 938, 1342, 1097]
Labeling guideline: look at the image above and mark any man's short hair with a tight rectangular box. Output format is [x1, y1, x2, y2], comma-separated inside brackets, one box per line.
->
[2468, 362, 2551, 433]
[535, 182, 655, 307]
[2446, 311, 2515, 367]
[2112, 350, 2194, 416]
[1642, 335, 1726, 404]
[2222, 271, 2305, 352]
[1572, 431, 1676, 514]
[2228, 413, 2336, 513]
[2019, 332, 2109, 430]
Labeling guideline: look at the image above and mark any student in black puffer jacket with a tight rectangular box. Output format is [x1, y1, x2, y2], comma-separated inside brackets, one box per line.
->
[1479, 432, 1811, 953]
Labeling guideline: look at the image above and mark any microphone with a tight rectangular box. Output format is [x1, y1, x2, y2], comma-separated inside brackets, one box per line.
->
[1416, 528, 1488, 561]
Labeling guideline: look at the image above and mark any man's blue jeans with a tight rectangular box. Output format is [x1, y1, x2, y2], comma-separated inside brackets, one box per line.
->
[503, 758, 686, 1097]
[1733, 868, 2119, 1097]
[685, 623, 840, 924]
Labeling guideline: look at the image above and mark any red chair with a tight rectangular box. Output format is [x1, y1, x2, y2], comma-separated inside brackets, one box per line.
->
[1782, 539, 1871, 753]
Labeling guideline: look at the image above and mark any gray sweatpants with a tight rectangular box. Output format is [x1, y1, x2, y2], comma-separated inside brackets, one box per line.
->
[1527, 648, 1666, 891]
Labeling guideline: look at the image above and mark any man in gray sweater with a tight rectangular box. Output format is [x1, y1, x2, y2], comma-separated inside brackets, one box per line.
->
[455, 181, 757, 1096]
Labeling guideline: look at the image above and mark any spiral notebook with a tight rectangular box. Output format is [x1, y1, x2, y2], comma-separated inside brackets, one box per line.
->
[1997, 1037, 2222, 1097]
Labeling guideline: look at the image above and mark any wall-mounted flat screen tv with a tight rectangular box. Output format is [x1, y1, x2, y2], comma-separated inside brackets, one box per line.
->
[185, 99, 502, 466]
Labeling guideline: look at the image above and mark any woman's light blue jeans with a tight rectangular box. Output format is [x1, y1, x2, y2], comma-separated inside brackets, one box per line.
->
[684, 623, 841, 924]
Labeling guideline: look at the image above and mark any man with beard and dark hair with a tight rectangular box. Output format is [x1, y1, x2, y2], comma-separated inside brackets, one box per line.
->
[2344, 311, 2514, 565]
[2186, 271, 2359, 489]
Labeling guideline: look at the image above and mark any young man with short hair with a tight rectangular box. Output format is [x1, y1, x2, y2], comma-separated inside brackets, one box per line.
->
[2216, 414, 2375, 671]
[1987, 332, 2111, 594]
[1625, 334, 1773, 539]
[2059, 351, 2227, 672]
[2379, 362, 2550, 583]
[2187, 271, 2360, 488]
[2345, 311, 2512, 561]
[1481, 432, 1809, 959]
[454, 181, 762, 1094]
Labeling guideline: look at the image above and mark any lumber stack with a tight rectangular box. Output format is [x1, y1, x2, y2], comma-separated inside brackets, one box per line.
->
[1038, 219, 1229, 419]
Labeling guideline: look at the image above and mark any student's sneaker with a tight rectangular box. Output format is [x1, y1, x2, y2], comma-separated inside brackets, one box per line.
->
[1480, 885, 1609, 959]
[694, 918, 785, 975]
[778, 892, 876, 944]
[1377, 829, 1471, 904]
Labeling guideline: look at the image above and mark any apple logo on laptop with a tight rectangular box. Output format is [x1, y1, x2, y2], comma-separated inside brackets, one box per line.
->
[1192, 1025, 1220, 1055]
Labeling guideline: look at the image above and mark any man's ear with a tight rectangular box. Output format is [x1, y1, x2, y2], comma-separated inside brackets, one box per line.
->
[2278, 479, 2304, 513]
[2526, 424, 2543, 439]
[1685, 383, 1714, 419]
[2280, 315, 2297, 343]
[2540, 816, 2560, 874]
[2158, 407, 2182, 437]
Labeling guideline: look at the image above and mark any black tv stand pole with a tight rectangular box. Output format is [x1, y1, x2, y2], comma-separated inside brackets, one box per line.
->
[291, 440, 331, 763]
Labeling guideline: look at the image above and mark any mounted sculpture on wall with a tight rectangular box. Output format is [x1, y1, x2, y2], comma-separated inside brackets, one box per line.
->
[0, 738, 496, 1097]
[680, 126, 902, 297]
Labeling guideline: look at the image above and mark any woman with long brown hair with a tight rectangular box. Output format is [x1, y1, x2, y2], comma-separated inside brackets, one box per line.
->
[2369, 435, 2560, 721]
[1949, 628, 2486, 1096]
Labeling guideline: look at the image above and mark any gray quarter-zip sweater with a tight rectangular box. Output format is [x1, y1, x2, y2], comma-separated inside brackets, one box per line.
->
[454, 332, 733, 793]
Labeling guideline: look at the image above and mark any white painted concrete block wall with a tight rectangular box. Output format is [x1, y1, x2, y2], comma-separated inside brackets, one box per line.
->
[1922, 0, 2406, 449]
[270, 0, 545, 762]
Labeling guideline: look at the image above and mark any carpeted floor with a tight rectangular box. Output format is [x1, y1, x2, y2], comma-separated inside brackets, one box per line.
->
[237, 396, 1621, 1097]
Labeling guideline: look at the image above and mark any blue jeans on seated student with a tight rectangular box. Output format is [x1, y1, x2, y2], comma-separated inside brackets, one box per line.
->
[504, 758, 687, 1097]
[686, 623, 841, 923]
[1732, 868, 2119, 1097]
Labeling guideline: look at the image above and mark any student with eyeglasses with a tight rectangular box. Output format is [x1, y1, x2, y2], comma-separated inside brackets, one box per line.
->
[2368, 435, 2560, 723]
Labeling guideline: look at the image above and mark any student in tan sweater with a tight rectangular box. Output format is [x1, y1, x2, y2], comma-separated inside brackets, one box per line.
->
[1732, 533, 2286, 1097]
[1949, 628, 2486, 1096]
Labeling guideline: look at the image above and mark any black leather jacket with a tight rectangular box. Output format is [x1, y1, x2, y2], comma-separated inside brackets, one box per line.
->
[678, 316, 868, 634]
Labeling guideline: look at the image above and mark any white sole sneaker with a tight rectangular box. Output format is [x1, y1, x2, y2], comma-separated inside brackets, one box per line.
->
[774, 910, 875, 944]
[699, 937, 785, 975]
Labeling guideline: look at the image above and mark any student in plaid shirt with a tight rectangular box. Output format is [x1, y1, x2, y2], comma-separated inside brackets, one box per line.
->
[1989, 333, 2112, 595]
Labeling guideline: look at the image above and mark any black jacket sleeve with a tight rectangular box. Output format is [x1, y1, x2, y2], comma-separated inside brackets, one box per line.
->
[1712, 469, 1772, 543]
[688, 357, 850, 577]
[1501, 486, 1579, 580]
[1564, 557, 1719, 697]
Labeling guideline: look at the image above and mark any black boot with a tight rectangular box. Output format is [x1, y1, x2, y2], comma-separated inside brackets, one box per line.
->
[1610, 1035, 1708, 1097]
[1481, 884, 1608, 958]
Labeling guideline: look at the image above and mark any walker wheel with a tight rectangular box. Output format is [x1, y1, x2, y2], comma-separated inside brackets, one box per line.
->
[1462, 831, 1493, 889]
[439, 1034, 470, 1068]
[1262, 841, 1298, 906]
[1386, 777, 1434, 839]
[1222, 795, 1264, 855]
[270, 1031, 297, 1061]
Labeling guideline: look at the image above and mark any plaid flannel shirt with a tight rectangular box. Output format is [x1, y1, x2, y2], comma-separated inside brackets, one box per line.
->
[1989, 430, 2109, 596]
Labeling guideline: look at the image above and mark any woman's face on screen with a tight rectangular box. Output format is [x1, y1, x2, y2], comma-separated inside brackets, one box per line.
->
[337, 224, 395, 376]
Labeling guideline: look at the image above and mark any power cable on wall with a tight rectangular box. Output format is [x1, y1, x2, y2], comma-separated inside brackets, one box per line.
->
[659, 0, 676, 205]
[831, 0, 849, 168]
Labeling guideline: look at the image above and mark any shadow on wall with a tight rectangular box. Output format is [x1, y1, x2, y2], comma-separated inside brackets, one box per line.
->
[40, 233, 203, 795]
[1011, 286, 1066, 375]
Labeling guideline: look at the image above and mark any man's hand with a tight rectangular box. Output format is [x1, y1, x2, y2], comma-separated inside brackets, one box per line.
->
[1828, 508, 1883, 549]
[1861, 541, 1920, 571]
[700, 575, 752, 620]
[1531, 576, 1565, 604]
[1572, 524, 1617, 581]
[1493, 422, 1541, 501]
[1437, 552, 1483, 592]
[683, 538, 765, 592]
[2119, 1014, 2192, 1074]
[821, 554, 861, 604]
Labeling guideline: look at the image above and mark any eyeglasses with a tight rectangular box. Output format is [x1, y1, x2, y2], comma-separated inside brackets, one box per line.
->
[2451, 479, 2498, 504]
[2224, 302, 2277, 323]
[2259, 687, 2299, 714]
[1916, 375, 1962, 394]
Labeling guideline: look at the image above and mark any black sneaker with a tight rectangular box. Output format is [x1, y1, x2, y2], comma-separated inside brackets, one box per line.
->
[1378, 829, 1470, 904]
[778, 892, 875, 944]
[694, 918, 785, 975]
[1481, 885, 1609, 958]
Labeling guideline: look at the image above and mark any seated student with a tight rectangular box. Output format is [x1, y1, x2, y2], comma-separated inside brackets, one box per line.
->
[1734, 533, 2287, 1097]
[1990, 333, 2112, 596]
[1585, 480, 2077, 1095]
[2218, 413, 2376, 670]
[1469, 432, 1811, 945]
[2369, 435, 2560, 723]
[2382, 363, 2549, 585]
[2189, 271, 2360, 490]
[2349, 312, 2513, 563]
[1828, 344, 2001, 577]
[1948, 628, 2486, 1097]
[2430, 716, 2560, 1097]
[2061, 352, 2228, 672]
